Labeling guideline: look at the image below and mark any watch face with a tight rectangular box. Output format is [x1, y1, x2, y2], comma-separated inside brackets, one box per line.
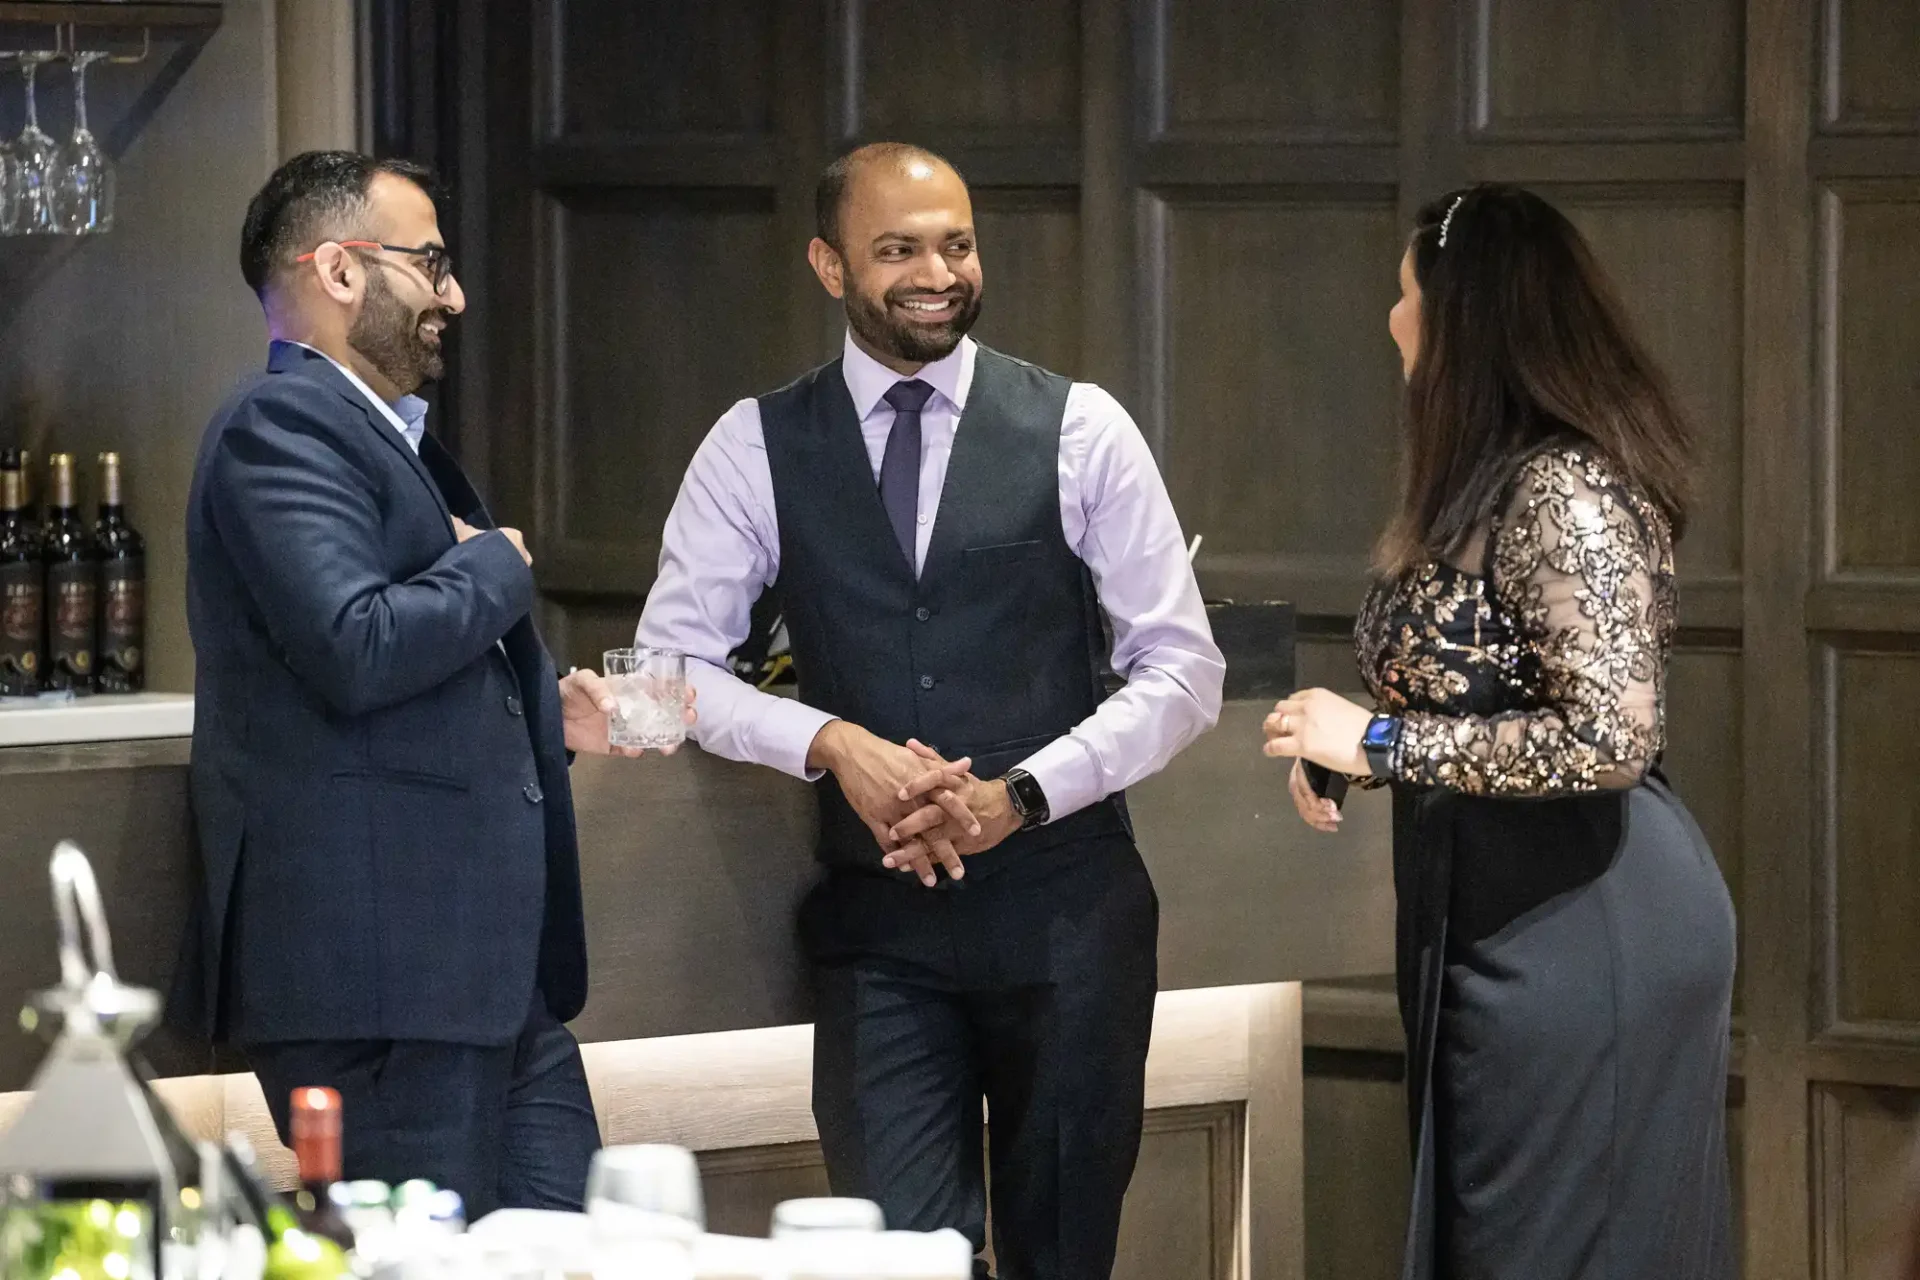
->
[1364, 716, 1397, 751]
[1006, 771, 1044, 822]
[1008, 773, 1033, 813]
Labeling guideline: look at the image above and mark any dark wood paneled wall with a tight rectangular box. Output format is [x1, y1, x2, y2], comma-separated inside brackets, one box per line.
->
[394, 0, 1920, 1275]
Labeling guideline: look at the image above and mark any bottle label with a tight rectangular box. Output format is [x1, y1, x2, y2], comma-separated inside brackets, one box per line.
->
[47, 561, 95, 682]
[0, 563, 42, 695]
[98, 558, 145, 691]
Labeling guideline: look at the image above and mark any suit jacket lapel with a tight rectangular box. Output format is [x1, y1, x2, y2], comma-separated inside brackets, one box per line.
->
[264, 346, 549, 696]
[419, 433, 489, 526]
[417, 420, 544, 687]
[267, 341, 453, 533]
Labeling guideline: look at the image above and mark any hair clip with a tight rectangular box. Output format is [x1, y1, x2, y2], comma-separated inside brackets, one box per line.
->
[1438, 194, 1466, 248]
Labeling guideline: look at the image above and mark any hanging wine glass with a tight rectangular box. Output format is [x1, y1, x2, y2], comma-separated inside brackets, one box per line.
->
[10, 51, 61, 236]
[56, 49, 112, 234]
[0, 56, 25, 236]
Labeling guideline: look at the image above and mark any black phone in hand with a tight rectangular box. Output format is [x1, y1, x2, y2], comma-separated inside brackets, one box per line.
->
[1303, 761, 1349, 806]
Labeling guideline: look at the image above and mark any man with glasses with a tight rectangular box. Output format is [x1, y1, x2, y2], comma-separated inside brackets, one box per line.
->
[175, 151, 679, 1216]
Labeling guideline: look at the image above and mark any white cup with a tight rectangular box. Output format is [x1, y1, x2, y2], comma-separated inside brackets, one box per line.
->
[769, 1197, 885, 1238]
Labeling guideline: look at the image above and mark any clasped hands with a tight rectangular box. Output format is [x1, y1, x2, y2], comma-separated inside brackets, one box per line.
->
[808, 721, 1023, 887]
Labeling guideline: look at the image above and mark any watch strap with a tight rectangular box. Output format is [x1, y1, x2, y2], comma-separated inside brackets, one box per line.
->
[1362, 714, 1403, 779]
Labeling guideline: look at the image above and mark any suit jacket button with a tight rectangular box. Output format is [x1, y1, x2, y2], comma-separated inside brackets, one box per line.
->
[523, 783, 544, 804]
[914, 607, 931, 622]
[506, 695, 523, 716]
[919, 675, 935, 690]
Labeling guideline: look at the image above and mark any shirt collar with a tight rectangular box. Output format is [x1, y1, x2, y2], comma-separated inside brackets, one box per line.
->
[840, 331, 974, 421]
[391, 393, 430, 451]
[288, 341, 430, 455]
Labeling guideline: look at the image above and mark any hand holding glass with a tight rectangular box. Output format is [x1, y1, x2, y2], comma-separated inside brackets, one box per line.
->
[603, 648, 688, 751]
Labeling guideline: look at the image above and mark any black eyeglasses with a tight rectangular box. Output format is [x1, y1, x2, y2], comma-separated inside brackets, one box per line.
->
[297, 240, 455, 294]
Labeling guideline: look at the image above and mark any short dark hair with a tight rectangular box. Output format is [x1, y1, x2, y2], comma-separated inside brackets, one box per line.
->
[1376, 182, 1694, 576]
[240, 150, 437, 296]
[814, 142, 962, 252]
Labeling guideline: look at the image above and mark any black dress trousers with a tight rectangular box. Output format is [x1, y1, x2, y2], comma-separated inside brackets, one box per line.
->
[804, 835, 1159, 1280]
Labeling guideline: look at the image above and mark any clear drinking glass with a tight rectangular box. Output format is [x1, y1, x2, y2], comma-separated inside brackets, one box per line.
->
[56, 50, 112, 234]
[603, 648, 688, 750]
[584, 1143, 705, 1232]
[10, 52, 61, 236]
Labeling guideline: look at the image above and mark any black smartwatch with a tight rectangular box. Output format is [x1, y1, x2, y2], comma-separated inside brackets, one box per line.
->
[1361, 714, 1403, 779]
[1003, 768, 1049, 829]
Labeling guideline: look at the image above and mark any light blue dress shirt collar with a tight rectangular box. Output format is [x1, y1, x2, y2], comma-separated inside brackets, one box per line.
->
[289, 341, 430, 454]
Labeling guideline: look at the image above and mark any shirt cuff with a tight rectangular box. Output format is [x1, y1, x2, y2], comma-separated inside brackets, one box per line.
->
[1013, 736, 1101, 825]
[756, 698, 838, 782]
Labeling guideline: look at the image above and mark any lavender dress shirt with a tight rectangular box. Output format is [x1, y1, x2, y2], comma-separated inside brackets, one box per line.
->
[636, 334, 1225, 825]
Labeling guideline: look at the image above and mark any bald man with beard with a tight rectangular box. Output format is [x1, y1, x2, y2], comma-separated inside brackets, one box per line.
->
[637, 143, 1224, 1279]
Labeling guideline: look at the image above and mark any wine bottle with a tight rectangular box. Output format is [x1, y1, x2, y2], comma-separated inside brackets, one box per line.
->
[218, 1132, 353, 1280]
[93, 452, 145, 693]
[41, 453, 95, 694]
[289, 1086, 357, 1254]
[0, 450, 45, 697]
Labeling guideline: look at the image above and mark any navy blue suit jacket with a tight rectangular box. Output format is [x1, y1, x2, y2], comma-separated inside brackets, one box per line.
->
[174, 342, 586, 1046]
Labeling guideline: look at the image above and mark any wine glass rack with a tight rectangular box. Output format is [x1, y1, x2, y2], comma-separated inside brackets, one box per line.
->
[0, 3, 222, 304]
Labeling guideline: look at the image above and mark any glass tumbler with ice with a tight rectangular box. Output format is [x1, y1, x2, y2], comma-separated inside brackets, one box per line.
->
[603, 648, 688, 750]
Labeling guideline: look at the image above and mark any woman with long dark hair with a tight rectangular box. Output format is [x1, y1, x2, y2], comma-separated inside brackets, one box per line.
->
[1263, 184, 1737, 1279]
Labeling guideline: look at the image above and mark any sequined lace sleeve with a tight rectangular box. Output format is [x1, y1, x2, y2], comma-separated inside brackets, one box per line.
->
[1389, 450, 1671, 795]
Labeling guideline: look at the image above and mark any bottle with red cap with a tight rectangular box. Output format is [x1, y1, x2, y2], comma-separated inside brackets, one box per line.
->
[289, 1086, 357, 1253]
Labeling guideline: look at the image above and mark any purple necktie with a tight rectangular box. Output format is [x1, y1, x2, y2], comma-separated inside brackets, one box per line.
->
[879, 379, 934, 568]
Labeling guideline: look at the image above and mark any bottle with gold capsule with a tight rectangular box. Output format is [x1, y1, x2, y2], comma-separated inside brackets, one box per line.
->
[93, 452, 145, 693]
[41, 453, 96, 694]
[0, 450, 44, 697]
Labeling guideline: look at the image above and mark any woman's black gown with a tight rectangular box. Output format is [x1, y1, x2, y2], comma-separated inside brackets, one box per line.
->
[1353, 443, 1737, 1280]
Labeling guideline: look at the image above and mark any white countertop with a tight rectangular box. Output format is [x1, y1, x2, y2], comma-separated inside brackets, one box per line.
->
[0, 692, 195, 748]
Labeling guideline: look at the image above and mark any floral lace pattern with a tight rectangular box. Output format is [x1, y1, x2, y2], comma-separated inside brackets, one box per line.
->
[1354, 444, 1676, 797]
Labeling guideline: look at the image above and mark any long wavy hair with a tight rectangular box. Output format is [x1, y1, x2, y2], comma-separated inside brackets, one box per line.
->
[1374, 183, 1694, 577]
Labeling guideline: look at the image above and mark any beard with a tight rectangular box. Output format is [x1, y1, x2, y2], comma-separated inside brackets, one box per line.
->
[348, 268, 450, 394]
[843, 275, 982, 365]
